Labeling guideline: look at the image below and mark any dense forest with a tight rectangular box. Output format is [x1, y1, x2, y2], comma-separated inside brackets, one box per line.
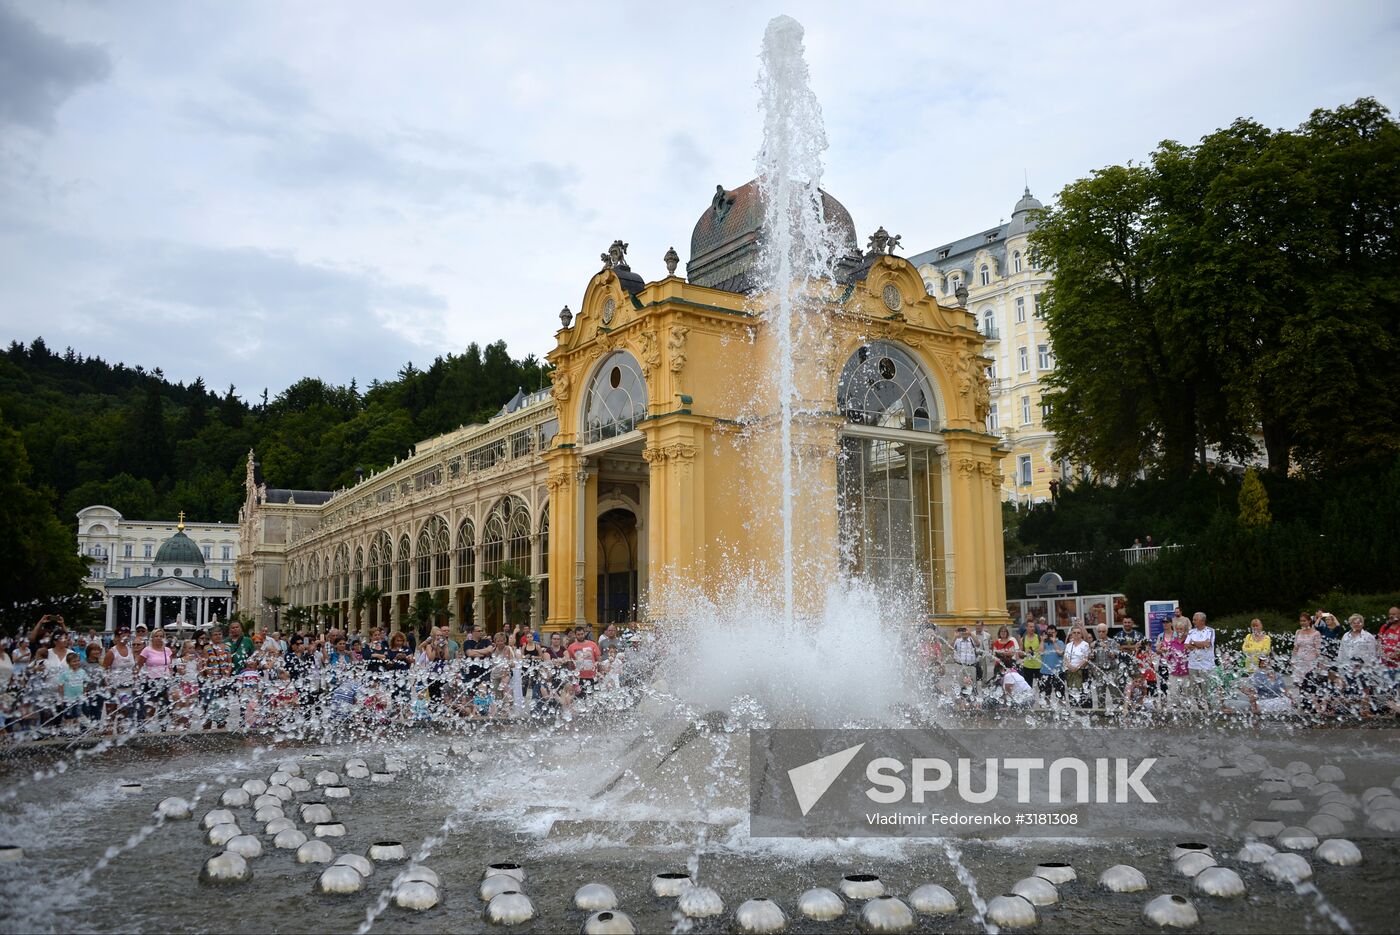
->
[0, 337, 549, 526]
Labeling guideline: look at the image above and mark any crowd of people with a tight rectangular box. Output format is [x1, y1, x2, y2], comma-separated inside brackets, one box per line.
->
[4, 605, 1399, 740]
[925, 606, 1400, 720]
[0, 615, 639, 741]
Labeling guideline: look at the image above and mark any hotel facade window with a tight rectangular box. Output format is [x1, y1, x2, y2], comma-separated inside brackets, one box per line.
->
[1021, 395, 1032, 424]
[1018, 455, 1032, 486]
[1015, 296, 1025, 323]
[1038, 344, 1051, 370]
[987, 402, 999, 433]
[979, 265, 990, 286]
[1013, 250, 1022, 273]
[1018, 346, 1029, 373]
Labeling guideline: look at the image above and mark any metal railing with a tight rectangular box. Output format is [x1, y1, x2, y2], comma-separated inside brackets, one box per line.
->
[1005, 544, 1185, 577]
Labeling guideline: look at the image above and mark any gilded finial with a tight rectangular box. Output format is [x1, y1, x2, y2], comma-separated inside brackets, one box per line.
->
[177, 510, 186, 531]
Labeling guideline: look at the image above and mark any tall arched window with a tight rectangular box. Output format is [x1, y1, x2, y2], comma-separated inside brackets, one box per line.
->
[979, 264, 990, 286]
[538, 504, 549, 568]
[583, 351, 647, 443]
[981, 309, 995, 337]
[507, 505, 531, 571]
[1013, 250, 1022, 273]
[836, 342, 947, 613]
[456, 518, 475, 584]
[482, 513, 505, 579]
[352, 547, 364, 598]
[837, 341, 938, 432]
[416, 525, 433, 590]
[396, 535, 411, 591]
[309, 555, 321, 603]
[432, 517, 450, 587]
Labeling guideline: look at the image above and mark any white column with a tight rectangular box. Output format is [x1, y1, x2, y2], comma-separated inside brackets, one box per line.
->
[137, 596, 145, 629]
[105, 594, 115, 632]
[154, 597, 162, 629]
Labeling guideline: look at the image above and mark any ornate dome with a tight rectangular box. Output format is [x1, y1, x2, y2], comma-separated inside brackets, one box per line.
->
[687, 180, 858, 293]
[154, 529, 204, 567]
[1007, 186, 1044, 238]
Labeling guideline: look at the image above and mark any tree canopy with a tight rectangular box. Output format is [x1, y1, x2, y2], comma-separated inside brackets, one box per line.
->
[0, 338, 548, 524]
[1031, 98, 1400, 479]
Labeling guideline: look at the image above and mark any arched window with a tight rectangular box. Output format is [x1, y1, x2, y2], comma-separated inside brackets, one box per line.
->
[416, 525, 433, 590]
[368, 531, 392, 592]
[981, 310, 995, 337]
[538, 504, 549, 570]
[332, 545, 348, 601]
[432, 517, 450, 587]
[837, 342, 938, 432]
[396, 535, 411, 591]
[309, 555, 321, 603]
[584, 351, 647, 444]
[979, 264, 990, 286]
[1013, 250, 1022, 273]
[507, 505, 531, 571]
[947, 274, 960, 295]
[482, 512, 505, 579]
[456, 518, 475, 584]
[352, 547, 364, 598]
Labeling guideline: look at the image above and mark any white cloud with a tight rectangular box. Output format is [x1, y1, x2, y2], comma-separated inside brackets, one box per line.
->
[0, 0, 1397, 395]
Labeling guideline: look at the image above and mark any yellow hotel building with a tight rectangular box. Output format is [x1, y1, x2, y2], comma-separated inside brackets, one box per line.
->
[238, 182, 1009, 634]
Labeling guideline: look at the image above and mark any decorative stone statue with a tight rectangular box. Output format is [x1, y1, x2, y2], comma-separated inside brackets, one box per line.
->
[867, 226, 902, 256]
[954, 282, 969, 307]
[559, 305, 573, 328]
[607, 239, 630, 270]
[664, 246, 679, 276]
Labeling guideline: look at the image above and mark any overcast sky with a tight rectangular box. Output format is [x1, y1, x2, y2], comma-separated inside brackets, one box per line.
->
[2, 0, 1397, 399]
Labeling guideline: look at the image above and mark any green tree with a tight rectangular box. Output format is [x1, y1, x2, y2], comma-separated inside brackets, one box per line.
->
[407, 589, 452, 639]
[482, 563, 533, 630]
[0, 411, 88, 625]
[1032, 97, 1400, 480]
[353, 584, 384, 630]
[265, 594, 286, 631]
[1237, 468, 1272, 528]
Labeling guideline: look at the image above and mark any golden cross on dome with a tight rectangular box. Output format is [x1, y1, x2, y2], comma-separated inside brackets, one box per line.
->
[177, 510, 185, 530]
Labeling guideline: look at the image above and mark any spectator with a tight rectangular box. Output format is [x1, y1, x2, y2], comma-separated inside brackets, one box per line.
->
[202, 626, 233, 729]
[1315, 612, 1344, 659]
[1020, 621, 1043, 688]
[1040, 628, 1066, 705]
[462, 625, 494, 694]
[1379, 607, 1400, 683]
[991, 626, 1019, 675]
[226, 622, 255, 675]
[1089, 623, 1118, 708]
[972, 621, 993, 684]
[55, 651, 87, 731]
[951, 627, 979, 691]
[136, 628, 174, 727]
[598, 624, 623, 657]
[1239, 655, 1292, 715]
[567, 626, 602, 696]
[102, 628, 137, 732]
[1338, 614, 1378, 668]
[1063, 626, 1091, 703]
[1241, 619, 1272, 672]
[1159, 618, 1190, 704]
[999, 666, 1035, 707]
[1185, 612, 1218, 710]
[1292, 613, 1322, 681]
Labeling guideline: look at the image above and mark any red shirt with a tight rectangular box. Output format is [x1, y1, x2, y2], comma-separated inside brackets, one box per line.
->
[566, 640, 601, 678]
[1379, 622, 1400, 668]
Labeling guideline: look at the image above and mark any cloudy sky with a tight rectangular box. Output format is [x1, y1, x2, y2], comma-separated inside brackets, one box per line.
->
[2, 0, 1397, 399]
